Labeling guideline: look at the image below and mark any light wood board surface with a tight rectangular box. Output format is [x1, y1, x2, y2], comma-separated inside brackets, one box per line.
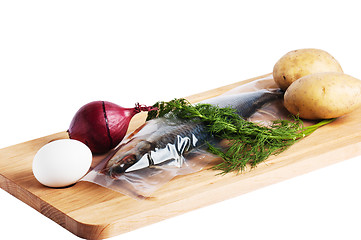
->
[1, 73, 361, 240]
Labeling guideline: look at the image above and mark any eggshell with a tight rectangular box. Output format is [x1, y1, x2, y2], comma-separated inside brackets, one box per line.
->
[32, 139, 92, 188]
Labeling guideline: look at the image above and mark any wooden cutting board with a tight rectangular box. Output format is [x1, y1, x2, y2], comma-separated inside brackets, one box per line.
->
[1, 73, 361, 240]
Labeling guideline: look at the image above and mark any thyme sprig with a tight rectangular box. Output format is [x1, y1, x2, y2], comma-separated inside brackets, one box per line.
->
[147, 98, 334, 174]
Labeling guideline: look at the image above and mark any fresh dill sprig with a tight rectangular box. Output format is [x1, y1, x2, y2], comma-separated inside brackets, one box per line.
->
[147, 98, 334, 174]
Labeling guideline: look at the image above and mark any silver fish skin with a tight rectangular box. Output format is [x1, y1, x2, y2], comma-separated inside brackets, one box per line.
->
[102, 118, 208, 177]
[202, 89, 284, 119]
[102, 89, 283, 177]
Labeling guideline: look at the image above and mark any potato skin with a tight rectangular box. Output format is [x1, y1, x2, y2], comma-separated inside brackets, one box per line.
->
[273, 48, 343, 90]
[284, 72, 361, 119]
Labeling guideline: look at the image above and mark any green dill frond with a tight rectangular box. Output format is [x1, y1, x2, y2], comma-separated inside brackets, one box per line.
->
[147, 98, 334, 174]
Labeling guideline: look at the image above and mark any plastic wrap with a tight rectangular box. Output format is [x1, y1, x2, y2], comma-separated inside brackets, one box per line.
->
[82, 117, 218, 199]
[82, 75, 293, 199]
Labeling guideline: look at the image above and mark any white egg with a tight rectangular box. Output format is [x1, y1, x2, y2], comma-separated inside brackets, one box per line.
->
[32, 139, 92, 188]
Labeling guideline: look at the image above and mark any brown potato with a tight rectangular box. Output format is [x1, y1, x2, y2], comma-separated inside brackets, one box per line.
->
[273, 48, 343, 90]
[284, 72, 361, 119]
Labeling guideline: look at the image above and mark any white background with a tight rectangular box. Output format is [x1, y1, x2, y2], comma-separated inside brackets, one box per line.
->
[1, 1, 361, 239]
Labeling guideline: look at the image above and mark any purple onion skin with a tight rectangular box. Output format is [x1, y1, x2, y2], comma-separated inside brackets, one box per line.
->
[68, 101, 154, 154]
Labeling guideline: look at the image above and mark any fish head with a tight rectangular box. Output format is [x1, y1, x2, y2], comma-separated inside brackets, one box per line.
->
[107, 153, 137, 178]
[102, 139, 154, 178]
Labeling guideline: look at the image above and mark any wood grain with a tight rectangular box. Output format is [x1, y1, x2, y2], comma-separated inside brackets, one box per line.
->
[1, 73, 361, 239]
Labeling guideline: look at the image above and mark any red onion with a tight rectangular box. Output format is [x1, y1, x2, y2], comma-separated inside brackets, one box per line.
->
[68, 101, 157, 154]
